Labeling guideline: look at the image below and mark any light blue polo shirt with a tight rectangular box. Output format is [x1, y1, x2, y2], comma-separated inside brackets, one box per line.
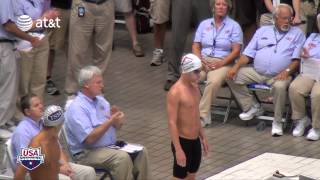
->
[11, 116, 43, 169]
[65, 92, 117, 155]
[194, 16, 243, 58]
[12, 0, 50, 20]
[303, 33, 320, 60]
[244, 25, 306, 76]
[0, 0, 16, 40]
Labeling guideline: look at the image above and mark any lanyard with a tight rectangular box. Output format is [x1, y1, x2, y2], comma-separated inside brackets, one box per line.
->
[273, 28, 288, 53]
[210, 20, 225, 57]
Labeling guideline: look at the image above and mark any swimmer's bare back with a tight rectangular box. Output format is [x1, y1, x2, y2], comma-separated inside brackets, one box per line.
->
[29, 131, 61, 180]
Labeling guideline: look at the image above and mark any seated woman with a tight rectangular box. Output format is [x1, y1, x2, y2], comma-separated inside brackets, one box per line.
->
[192, 0, 243, 127]
[288, 14, 320, 141]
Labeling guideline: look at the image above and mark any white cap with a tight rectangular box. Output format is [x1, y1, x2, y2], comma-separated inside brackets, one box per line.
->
[43, 105, 65, 127]
[181, 53, 202, 74]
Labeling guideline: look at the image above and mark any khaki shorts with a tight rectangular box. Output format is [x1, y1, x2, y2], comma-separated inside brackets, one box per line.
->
[115, 0, 132, 13]
[49, 8, 70, 50]
[150, 0, 170, 24]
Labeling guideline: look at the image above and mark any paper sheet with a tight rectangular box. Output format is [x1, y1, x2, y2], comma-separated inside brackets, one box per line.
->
[15, 32, 45, 52]
[120, 143, 144, 153]
[300, 58, 320, 81]
[108, 143, 144, 153]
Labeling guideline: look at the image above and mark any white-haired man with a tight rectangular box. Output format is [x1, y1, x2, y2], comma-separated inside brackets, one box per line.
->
[65, 66, 149, 180]
[226, 4, 305, 136]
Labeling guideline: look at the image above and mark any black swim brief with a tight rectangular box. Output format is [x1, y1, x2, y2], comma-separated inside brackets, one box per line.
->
[171, 136, 202, 179]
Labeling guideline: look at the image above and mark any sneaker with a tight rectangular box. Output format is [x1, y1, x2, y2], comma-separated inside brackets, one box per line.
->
[239, 104, 264, 121]
[292, 116, 310, 137]
[272, 121, 283, 136]
[0, 128, 13, 139]
[200, 116, 211, 128]
[65, 94, 76, 111]
[150, 49, 165, 66]
[46, 79, 60, 95]
[306, 128, 320, 141]
[132, 43, 145, 57]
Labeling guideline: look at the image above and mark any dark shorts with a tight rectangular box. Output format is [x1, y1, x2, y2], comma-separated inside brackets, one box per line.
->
[171, 137, 202, 179]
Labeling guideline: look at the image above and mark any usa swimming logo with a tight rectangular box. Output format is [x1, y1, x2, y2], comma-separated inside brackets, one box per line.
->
[17, 147, 45, 171]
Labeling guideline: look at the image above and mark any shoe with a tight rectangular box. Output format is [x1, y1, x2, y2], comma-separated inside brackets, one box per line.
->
[306, 128, 320, 141]
[46, 79, 60, 95]
[200, 116, 211, 128]
[5, 121, 17, 132]
[132, 43, 145, 57]
[164, 80, 176, 91]
[150, 49, 165, 66]
[0, 128, 13, 139]
[292, 116, 310, 137]
[65, 94, 76, 111]
[272, 121, 283, 136]
[239, 104, 264, 121]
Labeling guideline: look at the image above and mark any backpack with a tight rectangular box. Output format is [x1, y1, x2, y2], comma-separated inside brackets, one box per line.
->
[132, 0, 153, 33]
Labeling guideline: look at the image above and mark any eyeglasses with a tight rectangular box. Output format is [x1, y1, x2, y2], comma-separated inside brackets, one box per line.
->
[276, 15, 292, 22]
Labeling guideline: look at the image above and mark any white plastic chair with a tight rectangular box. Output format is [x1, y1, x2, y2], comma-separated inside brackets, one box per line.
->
[0, 139, 15, 179]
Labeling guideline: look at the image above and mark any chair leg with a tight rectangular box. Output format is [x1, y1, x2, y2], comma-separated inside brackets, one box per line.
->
[223, 99, 232, 123]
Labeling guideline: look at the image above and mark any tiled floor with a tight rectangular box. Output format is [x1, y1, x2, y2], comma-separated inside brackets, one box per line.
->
[1, 28, 320, 180]
[206, 153, 320, 180]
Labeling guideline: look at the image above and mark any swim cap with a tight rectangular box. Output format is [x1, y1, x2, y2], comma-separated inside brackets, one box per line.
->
[43, 105, 65, 127]
[181, 54, 202, 74]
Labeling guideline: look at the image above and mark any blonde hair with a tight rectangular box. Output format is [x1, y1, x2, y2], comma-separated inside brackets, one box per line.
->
[210, 0, 232, 10]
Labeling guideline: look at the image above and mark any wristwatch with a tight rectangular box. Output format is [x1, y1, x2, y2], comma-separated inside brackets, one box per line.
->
[285, 68, 290, 73]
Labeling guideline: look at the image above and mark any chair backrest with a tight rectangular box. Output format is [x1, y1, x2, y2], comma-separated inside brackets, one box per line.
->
[59, 125, 75, 162]
[5, 139, 16, 171]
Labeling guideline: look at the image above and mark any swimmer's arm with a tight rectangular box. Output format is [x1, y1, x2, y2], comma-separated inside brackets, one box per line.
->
[167, 89, 182, 152]
[14, 164, 28, 180]
[199, 128, 209, 156]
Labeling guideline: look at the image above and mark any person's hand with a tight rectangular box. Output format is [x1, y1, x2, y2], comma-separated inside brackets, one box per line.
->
[292, 15, 301, 25]
[226, 66, 239, 80]
[60, 163, 75, 179]
[30, 37, 41, 48]
[42, 9, 60, 20]
[207, 60, 225, 71]
[301, 48, 310, 59]
[110, 111, 124, 129]
[111, 106, 120, 115]
[201, 59, 210, 72]
[274, 70, 289, 81]
[201, 137, 209, 157]
[175, 149, 186, 167]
